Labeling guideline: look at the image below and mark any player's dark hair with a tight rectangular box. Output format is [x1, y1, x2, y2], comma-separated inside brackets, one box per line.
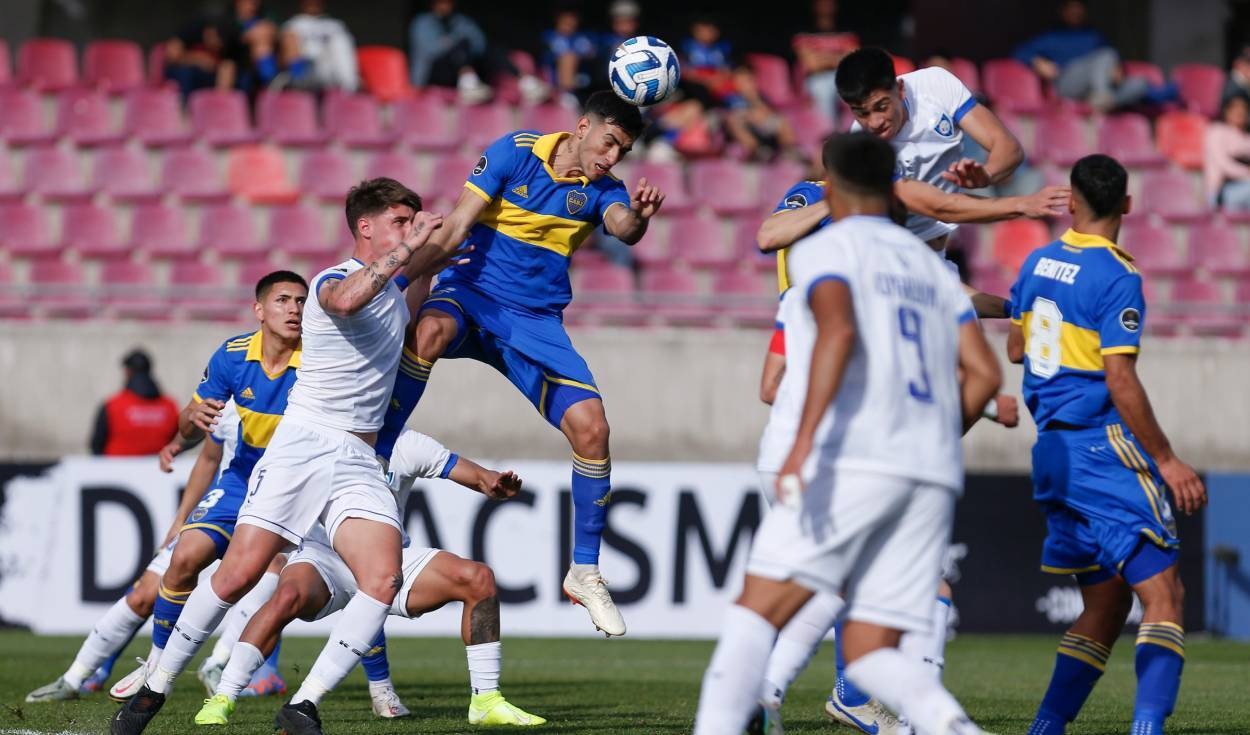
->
[255, 270, 308, 301]
[822, 132, 896, 200]
[1070, 154, 1128, 221]
[345, 177, 423, 237]
[583, 90, 645, 140]
[835, 47, 898, 106]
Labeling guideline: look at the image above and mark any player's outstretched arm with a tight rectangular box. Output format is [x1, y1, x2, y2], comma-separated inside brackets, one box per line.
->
[162, 437, 225, 546]
[948, 104, 1025, 186]
[448, 457, 523, 500]
[1105, 354, 1207, 515]
[956, 319, 1002, 433]
[400, 188, 490, 280]
[895, 178, 1069, 225]
[321, 210, 443, 316]
[756, 203, 830, 253]
[1007, 323, 1025, 364]
[604, 177, 665, 245]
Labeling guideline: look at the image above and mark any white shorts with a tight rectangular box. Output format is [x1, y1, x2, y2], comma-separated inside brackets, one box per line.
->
[286, 536, 440, 622]
[236, 418, 401, 548]
[747, 467, 955, 633]
[758, 471, 778, 509]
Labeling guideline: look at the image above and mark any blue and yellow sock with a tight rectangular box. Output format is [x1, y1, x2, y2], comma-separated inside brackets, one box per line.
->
[1027, 632, 1111, 735]
[150, 585, 192, 650]
[833, 621, 870, 708]
[571, 453, 611, 565]
[361, 630, 390, 682]
[375, 348, 432, 461]
[1132, 622, 1184, 733]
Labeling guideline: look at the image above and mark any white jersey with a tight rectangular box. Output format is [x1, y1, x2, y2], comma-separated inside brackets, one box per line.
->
[853, 66, 976, 243]
[757, 290, 803, 474]
[785, 214, 975, 491]
[284, 259, 410, 432]
[210, 399, 241, 472]
[283, 13, 358, 92]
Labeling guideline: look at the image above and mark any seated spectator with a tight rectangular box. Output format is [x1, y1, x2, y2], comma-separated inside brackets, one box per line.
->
[1204, 95, 1250, 211]
[221, 0, 283, 95]
[91, 350, 179, 457]
[1011, 0, 1149, 112]
[408, 0, 496, 103]
[163, 16, 231, 100]
[542, 6, 601, 104]
[598, 0, 641, 61]
[724, 66, 801, 162]
[681, 16, 738, 105]
[279, 0, 358, 92]
[1223, 44, 1250, 106]
[792, 0, 859, 120]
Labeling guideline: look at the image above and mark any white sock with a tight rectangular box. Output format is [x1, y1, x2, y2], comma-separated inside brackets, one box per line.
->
[368, 676, 394, 694]
[210, 572, 279, 666]
[217, 642, 265, 700]
[146, 584, 232, 694]
[846, 647, 969, 735]
[760, 591, 843, 708]
[693, 605, 778, 735]
[290, 591, 389, 707]
[466, 641, 501, 695]
[900, 596, 951, 681]
[64, 598, 146, 688]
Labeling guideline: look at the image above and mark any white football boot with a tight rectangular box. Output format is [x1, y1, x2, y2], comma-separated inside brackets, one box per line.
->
[370, 682, 411, 718]
[562, 564, 626, 637]
[25, 677, 79, 703]
[108, 657, 151, 702]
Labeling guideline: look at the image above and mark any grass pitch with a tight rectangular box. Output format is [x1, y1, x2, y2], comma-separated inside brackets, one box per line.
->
[0, 631, 1246, 734]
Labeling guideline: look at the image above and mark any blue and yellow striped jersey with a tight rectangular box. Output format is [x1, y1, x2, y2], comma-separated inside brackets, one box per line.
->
[194, 330, 301, 482]
[439, 130, 631, 312]
[770, 179, 832, 293]
[1010, 229, 1145, 430]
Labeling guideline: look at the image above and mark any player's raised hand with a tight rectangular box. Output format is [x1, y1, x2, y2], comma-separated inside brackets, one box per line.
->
[401, 211, 444, 253]
[189, 398, 225, 434]
[631, 177, 665, 219]
[158, 439, 183, 473]
[481, 470, 522, 500]
[1020, 185, 1071, 219]
[941, 158, 992, 189]
[1158, 456, 1207, 515]
[992, 394, 1019, 428]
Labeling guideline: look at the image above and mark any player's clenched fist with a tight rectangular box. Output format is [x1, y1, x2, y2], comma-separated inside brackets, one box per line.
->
[631, 177, 665, 219]
[189, 398, 225, 434]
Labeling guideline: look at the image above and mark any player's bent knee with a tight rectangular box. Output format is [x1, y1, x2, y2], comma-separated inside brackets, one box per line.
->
[415, 313, 457, 361]
[211, 564, 267, 603]
[459, 561, 496, 602]
[570, 415, 610, 455]
[357, 571, 402, 605]
[127, 587, 156, 617]
[270, 582, 307, 621]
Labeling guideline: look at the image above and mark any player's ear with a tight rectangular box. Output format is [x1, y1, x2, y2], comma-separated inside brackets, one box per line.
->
[1122, 195, 1132, 217]
[356, 216, 371, 240]
[252, 299, 264, 322]
[576, 114, 592, 137]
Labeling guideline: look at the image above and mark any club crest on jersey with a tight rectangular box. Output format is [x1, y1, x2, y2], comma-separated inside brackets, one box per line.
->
[784, 193, 808, 209]
[566, 190, 588, 215]
[933, 113, 955, 137]
[473, 155, 487, 175]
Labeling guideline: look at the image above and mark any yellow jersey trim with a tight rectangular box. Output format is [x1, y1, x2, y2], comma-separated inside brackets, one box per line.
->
[480, 197, 595, 257]
[235, 403, 283, 449]
[243, 330, 301, 376]
[1041, 563, 1102, 575]
[1060, 229, 1138, 272]
[531, 132, 591, 185]
[1106, 424, 1166, 528]
[543, 373, 600, 394]
[464, 181, 492, 203]
[181, 522, 234, 543]
[1100, 345, 1139, 356]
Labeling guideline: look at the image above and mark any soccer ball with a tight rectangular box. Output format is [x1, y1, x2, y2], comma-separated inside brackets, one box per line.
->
[609, 36, 681, 107]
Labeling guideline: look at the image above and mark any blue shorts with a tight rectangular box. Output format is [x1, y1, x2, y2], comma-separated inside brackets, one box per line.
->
[422, 282, 599, 427]
[1032, 424, 1180, 586]
[180, 468, 248, 558]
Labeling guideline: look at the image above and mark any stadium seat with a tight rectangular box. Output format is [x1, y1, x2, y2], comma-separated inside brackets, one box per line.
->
[629, 222, 671, 267]
[1097, 114, 1166, 167]
[0, 88, 57, 145]
[461, 104, 516, 152]
[1171, 63, 1225, 118]
[0, 203, 56, 257]
[947, 58, 981, 94]
[392, 95, 463, 151]
[1122, 60, 1166, 87]
[1120, 220, 1187, 276]
[357, 46, 417, 102]
[82, 40, 144, 93]
[299, 149, 358, 202]
[1171, 278, 1240, 337]
[100, 261, 165, 320]
[631, 161, 693, 215]
[160, 148, 229, 203]
[982, 59, 1045, 113]
[712, 269, 774, 327]
[1033, 113, 1091, 166]
[257, 90, 327, 147]
[574, 264, 644, 326]
[689, 160, 758, 216]
[92, 147, 160, 203]
[324, 93, 395, 149]
[0, 263, 30, 319]
[225, 144, 300, 204]
[427, 153, 479, 202]
[199, 203, 264, 259]
[891, 55, 917, 76]
[24, 146, 93, 201]
[269, 204, 337, 260]
[991, 219, 1051, 273]
[745, 54, 797, 108]
[365, 151, 422, 190]
[130, 203, 195, 259]
[758, 160, 809, 211]
[63, 203, 127, 260]
[56, 88, 127, 146]
[169, 261, 242, 321]
[784, 103, 836, 156]
[1138, 170, 1205, 224]
[1188, 222, 1250, 277]
[640, 266, 712, 326]
[145, 42, 166, 87]
[237, 259, 285, 292]
[124, 87, 191, 147]
[189, 89, 257, 146]
[0, 39, 11, 88]
[1155, 111, 1206, 171]
[30, 260, 92, 318]
[0, 148, 23, 202]
[667, 214, 733, 269]
[521, 103, 570, 134]
[16, 38, 78, 91]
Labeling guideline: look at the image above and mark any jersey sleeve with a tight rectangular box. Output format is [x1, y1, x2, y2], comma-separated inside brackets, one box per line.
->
[391, 430, 457, 483]
[464, 133, 521, 203]
[1095, 272, 1145, 355]
[598, 178, 631, 221]
[789, 230, 853, 304]
[921, 66, 977, 124]
[772, 181, 823, 214]
[194, 344, 235, 404]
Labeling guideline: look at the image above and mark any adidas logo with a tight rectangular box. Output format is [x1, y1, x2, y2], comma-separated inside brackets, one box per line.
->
[512, 184, 529, 198]
[240, 387, 255, 400]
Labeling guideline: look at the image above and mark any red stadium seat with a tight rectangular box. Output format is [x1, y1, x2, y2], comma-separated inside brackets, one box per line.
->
[1170, 278, 1240, 337]
[745, 54, 797, 108]
[784, 103, 836, 155]
[1172, 63, 1225, 119]
[688, 160, 758, 216]
[130, 203, 195, 259]
[269, 204, 337, 260]
[100, 261, 165, 320]
[461, 104, 516, 152]
[982, 59, 1044, 113]
[1120, 220, 1186, 276]
[1122, 60, 1166, 87]
[356, 46, 416, 102]
[0, 263, 30, 319]
[947, 58, 981, 94]
[161, 148, 228, 203]
[891, 55, 916, 76]
[1033, 113, 1091, 166]
[759, 159, 809, 211]
[1138, 170, 1205, 224]
[56, 88, 126, 146]
[427, 153, 478, 202]
[0, 203, 56, 257]
[521, 103, 570, 134]
[640, 265, 711, 326]
[1189, 222, 1250, 277]
[189, 89, 257, 147]
[125, 88, 191, 147]
[712, 269, 773, 327]
[631, 161, 693, 215]
[324, 93, 395, 149]
[63, 203, 127, 260]
[299, 149, 358, 202]
[0, 88, 57, 145]
[92, 147, 159, 203]
[1155, 111, 1207, 171]
[991, 219, 1051, 273]
[668, 214, 733, 269]
[392, 95, 463, 151]
[30, 260, 92, 318]
[170, 261, 242, 321]
[17, 38, 77, 91]
[199, 203, 264, 259]
[146, 43, 166, 87]
[257, 90, 327, 147]
[225, 144, 300, 204]
[1097, 114, 1165, 168]
[0, 39, 11, 88]
[365, 151, 422, 190]
[0, 147, 22, 202]
[82, 40, 144, 93]
[24, 147, 93, 201]
[573, 264, 644, 325]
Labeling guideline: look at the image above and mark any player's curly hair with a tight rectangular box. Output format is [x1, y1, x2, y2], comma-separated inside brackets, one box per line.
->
[822, 132, 895, 200]
[1070, 154, 1127, 220]
[345, 177, 423, 236]
[583, 90, 645, 140]
[835, 48, 898, 106]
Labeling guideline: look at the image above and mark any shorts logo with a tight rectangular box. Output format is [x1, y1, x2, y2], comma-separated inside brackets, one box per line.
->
[1119, 307, 1141, 332]
[934, 113, 955, 137]
[189, 507, 208, 522]
[783, 193, 808, 209]
[566, 190, 588, 215]
[473, 155, 487, 175]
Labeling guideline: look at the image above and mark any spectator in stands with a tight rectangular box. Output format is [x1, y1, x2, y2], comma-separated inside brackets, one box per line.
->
[598, 0, 641, 61]
[408, 0, 495, 103]
[1222, 44, 1250, 106]
[1204, 95, 1250, 211]
[221, 0, 283, 95]
[163, 16, 232, 99]
[90, 350, 179, 457]
[793, 0, 859, 122]
[725, 66, 801, 161]
[542, 6, 601, 105]
[280, 0, 358, 92]
[681, 16, 738, 106]
[1011, 0, 1148, 112]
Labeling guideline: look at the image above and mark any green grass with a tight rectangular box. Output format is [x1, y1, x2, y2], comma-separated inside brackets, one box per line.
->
[0, 631, 1246, 734]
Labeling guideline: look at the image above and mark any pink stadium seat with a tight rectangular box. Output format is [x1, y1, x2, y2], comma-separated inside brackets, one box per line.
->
[712, 269, 773, 327]
[688, 160, 757, 216]
[0, 39, 11, 88]
[745, 54, 797, 107]
[629, 223, 670, 267]
[428, 154, 478, 202]
[1138, 170, 1205, 224]
[130, 203, 195, 258]
[759, 160, 809, 211]
[125, 88, 191, 147]
[31, 260, 92, 317]
[237, 259, 286, 292]
[573, 264, 644, 325]
[225, 144, 300, 204]
[521, 103, 570, 134]
[991, 219, 1051, 273]
[1122, 60, 1166, 88]
[365, 151, 422, 190]
[199, 203, 264, 259]
[63, 203, 127, 259]
[160, 148, 228, 203]
[0, 203, 56, 257]
[1097, 114, 1165, 167]
[0, 88, 56, 145]
[1188, 223, 1250, 276]
[1033, 113, 1091, 166]
[1120, 221, 1186, 276]
[947, 58, 981, 94]
[93, 147, 159, 203]
[82, 40, 144, 93]
[461, 104, 516, 152]
[169, 262, 241, 321]
[982, 59, 1044, 113]
[257, 90, 326, 147]
[24, 147, 93, 201]
[17, 38, 77, 91]
[631, 161, 693, 215]
[392, 95, 463, 151]
[640, 266, 711, 326]
[300, 149, 358, 202]
[324, 94, 395, 149]
[784, 104, 835, 156]
[56, 88, 126, 146]
[100, 261, 165, 320]
[189, 89, 257, 146]
[1155, 111, 1207, 171]
[1170, 278, 1240, 337]
[0, 263, 30, 319]
[269, 204, 337, 260]
[356, 46, 417, 102]
[667, 214, 733, 269]
[145, 43, 166, 87]
[1172, 63, 1225, 119]
[0, 148, 22, 202]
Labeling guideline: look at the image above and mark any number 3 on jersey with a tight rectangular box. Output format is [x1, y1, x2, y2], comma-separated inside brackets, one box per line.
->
[897, 306, 933, 402]
[1027, 297, 1063, 379]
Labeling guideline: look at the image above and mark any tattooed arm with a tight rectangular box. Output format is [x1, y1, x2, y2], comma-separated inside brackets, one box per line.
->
[320, 211, 444, 317]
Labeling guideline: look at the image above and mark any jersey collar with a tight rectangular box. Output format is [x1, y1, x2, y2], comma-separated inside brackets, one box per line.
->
[246, 330, 303, 374]
[1060, 228, 1135, 260]
[532, 132, 590, 186]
